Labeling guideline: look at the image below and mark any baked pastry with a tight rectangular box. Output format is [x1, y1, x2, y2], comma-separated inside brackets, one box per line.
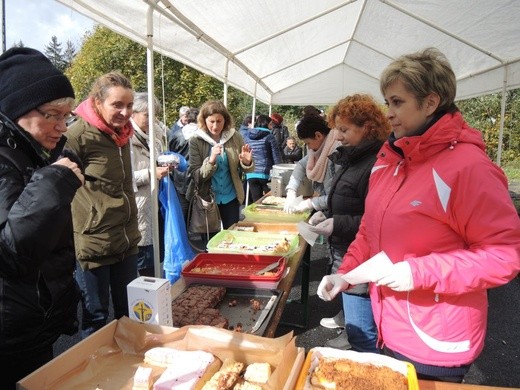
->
[233, 381, 262, 390]
[310, 357, 407, 390]
[243, 362, 271, 384]
[133, 365, 153, 390]
[201, 358, 245, 390]
[144, 347, 221, 390]
[172, 285, 227, 327]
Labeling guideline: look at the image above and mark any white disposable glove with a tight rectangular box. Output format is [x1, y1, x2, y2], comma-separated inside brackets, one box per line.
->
[317, 274, 350, 301]
[309, 211, 327, 226]
[283, 190, 297, 213]
[376, 261, 414, 292]
[292, 198, 314, 213]
[309, 218, 333, 237]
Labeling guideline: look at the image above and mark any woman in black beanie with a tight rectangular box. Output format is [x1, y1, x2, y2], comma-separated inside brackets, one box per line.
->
[0, 47, 84, 389]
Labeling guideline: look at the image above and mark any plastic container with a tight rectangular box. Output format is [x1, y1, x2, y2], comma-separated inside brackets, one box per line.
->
[206, 230, 299, 256]
[242, 202, 310, 223]
[181, 253, 287, 289]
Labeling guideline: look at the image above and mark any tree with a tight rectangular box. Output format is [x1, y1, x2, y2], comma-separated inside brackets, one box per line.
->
[63, 40, 76, 68]
[11, 40, 25, 48]
[458, 90, 520, 164]
[66, 25, 269, 127]
[44, 36, 67, 71]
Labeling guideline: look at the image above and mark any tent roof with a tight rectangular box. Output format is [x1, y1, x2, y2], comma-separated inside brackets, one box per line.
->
[57, 0, 520, 105]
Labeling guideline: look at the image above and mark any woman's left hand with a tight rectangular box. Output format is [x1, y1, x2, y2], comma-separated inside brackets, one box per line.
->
[239, 144, 252, 165]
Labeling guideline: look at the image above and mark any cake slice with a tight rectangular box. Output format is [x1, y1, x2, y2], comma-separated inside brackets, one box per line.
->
[143, 347, 221, 390]
[201, 358, 245, 390]
[133, 365, 153, 390]
[243, 362, 271, 384]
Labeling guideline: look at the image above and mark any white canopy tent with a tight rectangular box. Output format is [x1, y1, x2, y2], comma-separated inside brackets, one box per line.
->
[55, 0, 520, 275]
[57, 0, 520, 105]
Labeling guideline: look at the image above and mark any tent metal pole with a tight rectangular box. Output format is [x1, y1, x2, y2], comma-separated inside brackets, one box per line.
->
[224, 59, 229, 106]
[496, 66, 508, 166]
[251, 82, 258, 128]
[145, 4, 161, 278]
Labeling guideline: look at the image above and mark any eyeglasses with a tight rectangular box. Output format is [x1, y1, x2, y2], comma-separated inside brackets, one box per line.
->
[35, 108, 72, 122]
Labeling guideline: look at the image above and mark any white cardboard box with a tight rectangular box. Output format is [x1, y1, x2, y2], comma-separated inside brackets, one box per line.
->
[127, 276, 172, 326]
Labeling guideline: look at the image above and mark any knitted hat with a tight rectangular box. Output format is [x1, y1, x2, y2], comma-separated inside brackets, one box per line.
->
[0, 47, 75, 120]
[270, 112, 283, 125]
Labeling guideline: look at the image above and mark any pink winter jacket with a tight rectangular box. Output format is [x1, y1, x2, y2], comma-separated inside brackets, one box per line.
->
[338, 111, 520, 367]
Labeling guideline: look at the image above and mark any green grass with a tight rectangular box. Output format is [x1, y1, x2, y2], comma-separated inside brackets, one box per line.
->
[503, 161, 520, 181]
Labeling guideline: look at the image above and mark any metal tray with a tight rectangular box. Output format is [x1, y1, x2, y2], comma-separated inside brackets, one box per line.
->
[218, 287, 282, 336]
[172, 285, 282, 336]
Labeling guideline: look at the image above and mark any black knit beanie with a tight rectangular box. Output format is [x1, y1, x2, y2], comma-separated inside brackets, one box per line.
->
[0, 47, 75, 120]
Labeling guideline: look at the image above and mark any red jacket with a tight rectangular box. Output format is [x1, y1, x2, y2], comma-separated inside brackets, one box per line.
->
[338, 111, 520, 367]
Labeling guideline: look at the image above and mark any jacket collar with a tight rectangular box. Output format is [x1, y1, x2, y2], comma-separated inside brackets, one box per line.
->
[330, 139, 383, 165]
[381, 111, 486, 163]
[194, 127, 236, 145]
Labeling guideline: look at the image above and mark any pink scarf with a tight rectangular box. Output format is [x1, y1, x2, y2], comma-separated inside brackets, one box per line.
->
[75, 97, 134, 147]
[306, 129, 341, 183]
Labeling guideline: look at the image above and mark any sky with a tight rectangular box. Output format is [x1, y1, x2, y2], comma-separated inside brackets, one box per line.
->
[4, 0, 95, 53]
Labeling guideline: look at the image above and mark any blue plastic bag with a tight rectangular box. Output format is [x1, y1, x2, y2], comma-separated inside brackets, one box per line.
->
[159, 175, 194, 283]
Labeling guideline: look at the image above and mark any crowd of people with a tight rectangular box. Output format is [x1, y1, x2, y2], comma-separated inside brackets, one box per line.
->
[0, 45, 518, 389]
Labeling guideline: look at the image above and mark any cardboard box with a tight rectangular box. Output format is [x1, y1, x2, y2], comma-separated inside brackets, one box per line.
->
[18, 319, 304, 390]
[17, 320, 178, 390]
[127, 276, 172, 326]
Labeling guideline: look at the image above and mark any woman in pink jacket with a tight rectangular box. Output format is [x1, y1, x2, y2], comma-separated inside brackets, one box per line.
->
[317, 48, 520, 383]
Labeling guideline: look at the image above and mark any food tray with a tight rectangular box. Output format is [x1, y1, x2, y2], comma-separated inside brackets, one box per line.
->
[172, 285, 282, 336]
[295, 347, 418, 390]
[233, 221, 299, 234]
[181, 253, 287, 289]
[242, 202, 310, 223]
[206, 230, 299, 256]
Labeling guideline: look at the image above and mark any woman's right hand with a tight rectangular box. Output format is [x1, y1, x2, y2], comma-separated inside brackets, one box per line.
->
[54, 157, 85, 185]
[209, 144, 222, 164]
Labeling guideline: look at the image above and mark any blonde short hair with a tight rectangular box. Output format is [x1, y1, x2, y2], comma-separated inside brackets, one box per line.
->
[380, 47, 457, 113]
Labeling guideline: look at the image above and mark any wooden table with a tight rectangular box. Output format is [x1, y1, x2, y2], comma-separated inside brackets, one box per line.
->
[264, 235, 310, 337]
[232, 221, 311, 338]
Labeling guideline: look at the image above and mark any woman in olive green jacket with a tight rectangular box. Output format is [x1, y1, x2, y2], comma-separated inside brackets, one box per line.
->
[66, 71, 140, 338]
[187, 100, 254, 230]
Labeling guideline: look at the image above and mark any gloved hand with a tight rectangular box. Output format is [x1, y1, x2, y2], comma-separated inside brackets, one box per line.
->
[309, 218, 334, 237]
[376, 261, 414, 292]
[292, 198, 314, 213]
[309, 211, 327, 225]
[283, 190, 297, 213]
[317, 274, 350, 301]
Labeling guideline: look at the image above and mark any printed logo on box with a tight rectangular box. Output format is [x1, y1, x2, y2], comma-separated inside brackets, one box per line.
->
[131, 299, 154, 322]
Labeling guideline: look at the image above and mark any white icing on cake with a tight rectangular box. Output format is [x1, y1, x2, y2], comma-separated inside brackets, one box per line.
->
[144, 348, 216, 390]
[133, 365, 153, 389]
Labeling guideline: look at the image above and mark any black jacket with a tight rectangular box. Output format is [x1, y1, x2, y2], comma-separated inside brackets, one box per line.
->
[0, 113, 82, 357]
[326, 139, 383, 253]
